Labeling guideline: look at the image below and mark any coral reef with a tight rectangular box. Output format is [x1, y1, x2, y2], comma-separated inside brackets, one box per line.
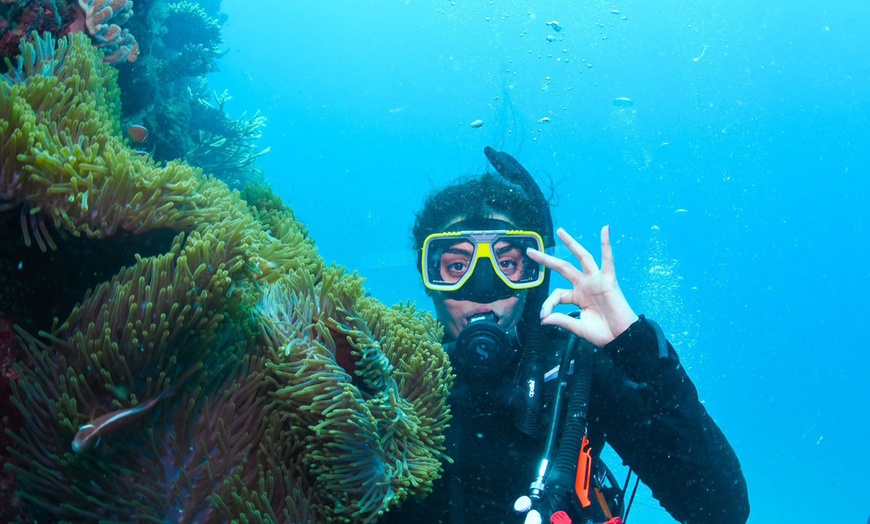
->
[0, 1, 66, 61]
[76, 0, 139, 63]
[0, 1, 137, 65]
[1, 0, 269, 191]
[159, 1, 222, 77]
[124, 0, 267, 188]
[187, 90, 270, 188]
[0, 33, 452, 523]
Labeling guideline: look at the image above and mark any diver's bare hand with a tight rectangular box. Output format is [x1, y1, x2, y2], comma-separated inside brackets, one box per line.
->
[527, 226, 638, 347]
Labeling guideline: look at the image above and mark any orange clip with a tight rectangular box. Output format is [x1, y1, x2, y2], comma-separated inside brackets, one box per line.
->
[574, 435, 593, 508]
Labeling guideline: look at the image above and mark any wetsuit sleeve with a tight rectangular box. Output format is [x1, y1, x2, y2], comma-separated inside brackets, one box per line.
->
[596, 315, 750, 524]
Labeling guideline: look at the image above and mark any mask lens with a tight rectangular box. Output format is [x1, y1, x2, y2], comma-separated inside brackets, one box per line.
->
[491, 235, 542, 285]
[425, 237, 476, 288]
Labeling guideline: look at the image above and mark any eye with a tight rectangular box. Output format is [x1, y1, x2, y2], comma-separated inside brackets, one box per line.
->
[448, 262, 467, 272]
[497, 255, 525, 280]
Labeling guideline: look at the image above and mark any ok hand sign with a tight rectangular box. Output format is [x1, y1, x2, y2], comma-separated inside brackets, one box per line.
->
[527, 226, 639, 347]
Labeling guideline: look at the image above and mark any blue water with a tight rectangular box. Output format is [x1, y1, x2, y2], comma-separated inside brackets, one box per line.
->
[211, 1, 870, 521]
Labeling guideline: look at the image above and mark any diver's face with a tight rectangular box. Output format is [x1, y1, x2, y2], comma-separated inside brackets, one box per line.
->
[428, 212, 528, 339]
[431, 288, 527, 340]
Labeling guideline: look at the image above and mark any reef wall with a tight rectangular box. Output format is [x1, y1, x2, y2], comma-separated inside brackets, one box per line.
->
[0, 32, 452, 523]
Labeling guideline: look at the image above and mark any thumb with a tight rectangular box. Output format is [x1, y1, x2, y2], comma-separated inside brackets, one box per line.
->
[540, 312, 579, 333]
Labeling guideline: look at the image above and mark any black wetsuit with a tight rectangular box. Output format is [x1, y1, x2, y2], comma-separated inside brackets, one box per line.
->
[382, 316, 750, 524]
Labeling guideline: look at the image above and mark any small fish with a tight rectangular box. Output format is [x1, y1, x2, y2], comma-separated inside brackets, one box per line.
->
[469, 119, 484, 128]
[72, 390, 170, 453]
[127, 124, 148, 143]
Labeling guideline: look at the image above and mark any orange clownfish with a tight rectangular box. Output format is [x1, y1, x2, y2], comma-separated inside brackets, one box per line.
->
[72, 390, 170, 453]
[126, 124, 148, 143]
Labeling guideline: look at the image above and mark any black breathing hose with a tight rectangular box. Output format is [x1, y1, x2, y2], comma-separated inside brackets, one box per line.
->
[539, 335, 579, 467]
[548, 336, 594, 485]
[484, 146, 553, 438]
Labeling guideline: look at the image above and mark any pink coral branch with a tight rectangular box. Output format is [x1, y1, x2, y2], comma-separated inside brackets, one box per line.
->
[76, 0, 138, 64]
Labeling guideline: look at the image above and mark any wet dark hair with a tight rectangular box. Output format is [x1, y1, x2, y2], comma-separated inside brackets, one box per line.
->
[412, 173, 548, 250]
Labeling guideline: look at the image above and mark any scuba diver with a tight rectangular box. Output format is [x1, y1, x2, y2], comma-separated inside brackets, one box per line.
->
[382, 147, 749, 524]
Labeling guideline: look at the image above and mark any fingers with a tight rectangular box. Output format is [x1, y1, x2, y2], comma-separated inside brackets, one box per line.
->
[600, 225, 615, 274]
[527, 245, 584, 282]
[540, 288, 573, 318]
[539, 311, 579, 333]
[556, 227, 600, 274]
[528, 226, 615, 283]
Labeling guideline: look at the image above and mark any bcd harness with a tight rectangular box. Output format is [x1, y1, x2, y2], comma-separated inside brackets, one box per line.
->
[515, 320, 667, 524]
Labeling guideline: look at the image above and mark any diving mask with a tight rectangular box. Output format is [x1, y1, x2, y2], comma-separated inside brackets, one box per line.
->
[421, 229, 546, 293]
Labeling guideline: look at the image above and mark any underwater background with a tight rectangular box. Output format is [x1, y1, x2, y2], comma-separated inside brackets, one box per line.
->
[0, 0, 867, 522]
[212, 1, 869, 522]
